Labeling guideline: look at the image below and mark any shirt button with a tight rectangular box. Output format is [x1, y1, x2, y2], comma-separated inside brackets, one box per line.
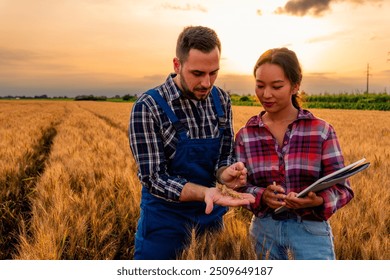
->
[283, 141, 288, 145]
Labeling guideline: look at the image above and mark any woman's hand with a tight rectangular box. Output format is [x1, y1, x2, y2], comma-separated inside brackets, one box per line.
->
[218, 162, 248, 189]
[261, 182, 286, 209]
[284, 191, 324, 209]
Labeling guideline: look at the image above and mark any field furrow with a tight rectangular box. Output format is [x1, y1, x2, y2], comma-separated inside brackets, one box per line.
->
[14, 103, 140, 260]
[0, 101, 65, 259]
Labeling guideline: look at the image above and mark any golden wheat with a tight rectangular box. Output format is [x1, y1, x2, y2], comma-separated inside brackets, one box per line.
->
[0, 100, 389, 260]
[0, 101, 66, 259]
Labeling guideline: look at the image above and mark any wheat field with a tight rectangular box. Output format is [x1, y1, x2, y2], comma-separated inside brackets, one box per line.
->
[0, 100, 389, 260]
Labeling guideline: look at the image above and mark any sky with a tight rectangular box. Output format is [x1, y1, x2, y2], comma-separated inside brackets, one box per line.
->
[1, 0, 389, 97]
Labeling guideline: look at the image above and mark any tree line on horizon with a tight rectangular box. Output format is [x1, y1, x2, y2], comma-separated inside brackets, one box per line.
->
[0, 94, 138, 102]
[1, 92, 389, 110]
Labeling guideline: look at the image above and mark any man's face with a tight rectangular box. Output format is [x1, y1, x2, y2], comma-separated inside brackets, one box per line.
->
[173, 47, 220, 101]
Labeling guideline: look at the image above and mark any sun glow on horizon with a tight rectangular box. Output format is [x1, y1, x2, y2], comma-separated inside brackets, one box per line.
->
[0, 0, 389, 96]
[198, 1, 341, 77]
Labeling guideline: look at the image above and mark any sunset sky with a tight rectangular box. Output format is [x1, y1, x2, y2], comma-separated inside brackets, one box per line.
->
[1, 0, 389, 97]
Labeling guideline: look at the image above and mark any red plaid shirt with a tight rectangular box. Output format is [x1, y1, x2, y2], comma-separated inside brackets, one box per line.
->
[235, 109, 354, 220]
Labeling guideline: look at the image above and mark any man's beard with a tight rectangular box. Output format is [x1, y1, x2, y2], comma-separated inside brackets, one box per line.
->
[179, 74, 210, 101]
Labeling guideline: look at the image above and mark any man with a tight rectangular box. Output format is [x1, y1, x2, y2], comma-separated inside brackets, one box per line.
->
[129, 26, 255, 260]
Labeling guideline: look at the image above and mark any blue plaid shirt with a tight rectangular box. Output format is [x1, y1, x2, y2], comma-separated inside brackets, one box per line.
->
[129, 74, 235, 201]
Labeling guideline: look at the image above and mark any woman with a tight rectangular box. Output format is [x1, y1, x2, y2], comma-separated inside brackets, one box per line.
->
[235, 48, 354, 260]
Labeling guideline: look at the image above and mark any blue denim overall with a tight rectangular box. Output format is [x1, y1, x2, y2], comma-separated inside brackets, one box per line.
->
[133, 87, 227, 260]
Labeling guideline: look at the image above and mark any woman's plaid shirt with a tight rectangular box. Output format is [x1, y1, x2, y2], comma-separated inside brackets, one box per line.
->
[235, 109, 354, 221]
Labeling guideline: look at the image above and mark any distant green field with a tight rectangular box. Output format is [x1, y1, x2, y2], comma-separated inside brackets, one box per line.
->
[230, 93, 390, 111]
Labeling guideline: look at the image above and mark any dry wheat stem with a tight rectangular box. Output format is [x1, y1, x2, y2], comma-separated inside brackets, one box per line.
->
[217, 184, 242, 199]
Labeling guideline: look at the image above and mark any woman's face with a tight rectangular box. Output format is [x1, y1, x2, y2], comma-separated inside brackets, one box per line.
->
[254, 62, 298, 113]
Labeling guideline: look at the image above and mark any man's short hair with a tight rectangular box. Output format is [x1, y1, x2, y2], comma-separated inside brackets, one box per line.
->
[176, 26, 221, 62]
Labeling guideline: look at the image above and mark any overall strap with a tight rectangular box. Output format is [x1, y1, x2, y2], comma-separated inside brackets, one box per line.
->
[210, 87, 226, 135]
[145, 89, 187, 139]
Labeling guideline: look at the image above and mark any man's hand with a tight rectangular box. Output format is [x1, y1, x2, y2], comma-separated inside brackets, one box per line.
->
[204, 187, 255, 214]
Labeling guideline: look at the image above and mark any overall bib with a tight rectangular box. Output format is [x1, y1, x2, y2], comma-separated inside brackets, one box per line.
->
[133, 87, 227, 260]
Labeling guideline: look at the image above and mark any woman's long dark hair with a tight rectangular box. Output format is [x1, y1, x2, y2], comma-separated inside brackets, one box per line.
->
[253, 48, 303, 109]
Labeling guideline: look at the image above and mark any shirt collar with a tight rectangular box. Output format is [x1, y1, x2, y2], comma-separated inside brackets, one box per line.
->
[247, 108, 316, 127]
[163, 73, 182, 103]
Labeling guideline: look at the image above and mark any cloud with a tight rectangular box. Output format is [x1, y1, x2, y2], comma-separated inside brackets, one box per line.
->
[274, 0, 383, 17]
[302, 71, 370, 94]
[305, 30, 351, 43]
[216, 74, 254, 95]
[0, 47, 73, 71]
[82, 0, 117, 3]
[0, 48, 61, 66]
[0, 48, 40, 63]
[275, 0, 332, 17]
[160, 3, 207, 13]
[0, 71, 150, 97]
